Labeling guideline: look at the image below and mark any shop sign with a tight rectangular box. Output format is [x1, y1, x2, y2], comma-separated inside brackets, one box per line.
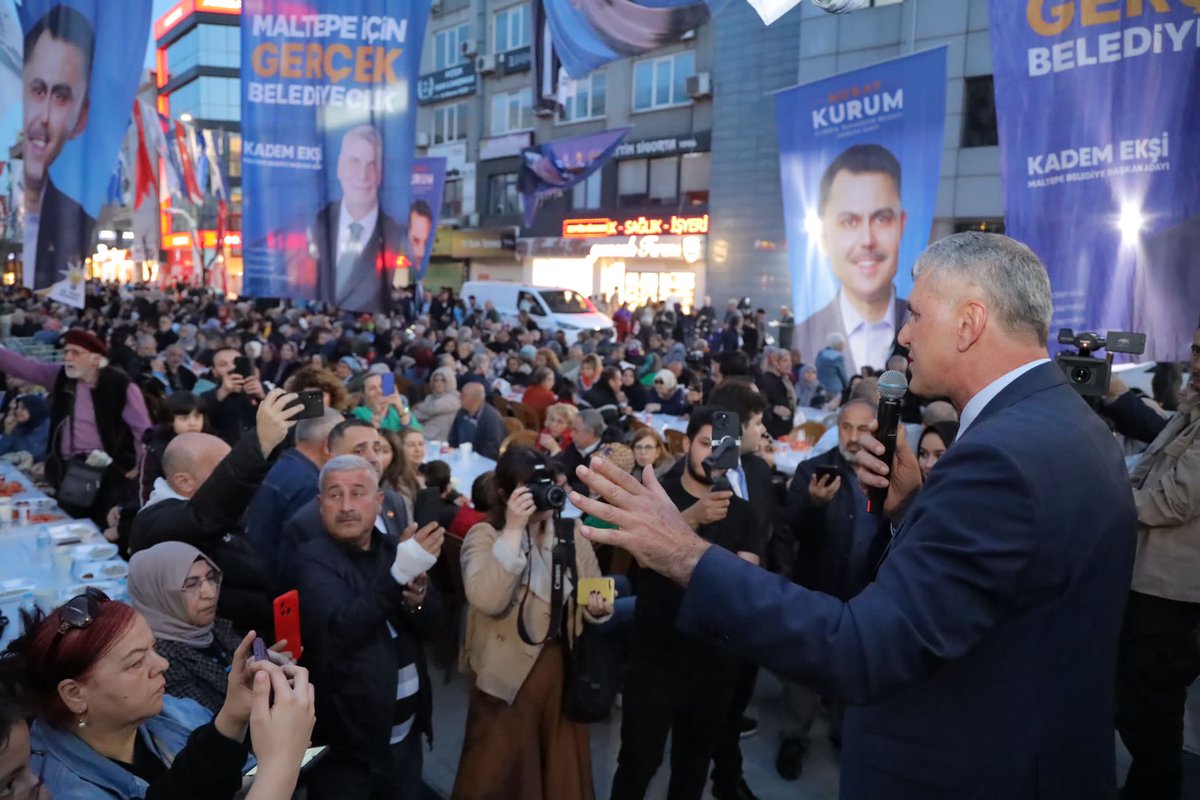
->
[588, 235, 705, 264]
[562, 214, 709, 238]
[451, 228, 518, 258]
[479, 131, 531, 160]
[497, 46, 532, 75]
[613, 131, 711, 159]
[417, 61, 477, 104]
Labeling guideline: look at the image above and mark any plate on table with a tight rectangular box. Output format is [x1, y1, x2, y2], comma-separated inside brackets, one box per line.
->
[68, 542, 118, 562]
[49, 523, 96, 546]
[0, 579, 35, 603]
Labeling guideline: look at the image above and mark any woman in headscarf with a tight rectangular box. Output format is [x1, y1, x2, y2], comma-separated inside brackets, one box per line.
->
[413, 365, 462, 441]
[793, 364, 828, 409]
[128, 542, 258, 715]
[643, 369, 690, 415]
[0, 393, 50, 461]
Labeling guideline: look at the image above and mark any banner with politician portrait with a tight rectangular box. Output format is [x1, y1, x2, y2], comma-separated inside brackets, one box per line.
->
[6, 0, 152, 303]
[776, 47, 946, 375]
[240, 0, 430, 313]
[400, 156, 446, 287]
[990, 1, 1200, 361]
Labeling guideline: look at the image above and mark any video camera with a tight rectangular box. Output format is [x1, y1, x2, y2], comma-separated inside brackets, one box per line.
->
[1055, 328, 1146, 397]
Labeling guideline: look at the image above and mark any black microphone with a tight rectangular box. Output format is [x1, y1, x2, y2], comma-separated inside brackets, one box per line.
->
[866, 369, 908, 515]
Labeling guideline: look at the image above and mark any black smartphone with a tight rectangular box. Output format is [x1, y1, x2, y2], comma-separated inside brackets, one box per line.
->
[286, 390, 325, 420]
[710, 410, 741, 470]
[814, 465, 840, 482]
[233, 356, 254, 378]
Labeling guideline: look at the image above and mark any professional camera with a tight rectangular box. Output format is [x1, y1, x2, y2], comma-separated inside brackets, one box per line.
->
[1055, 328, 1146, 397]
[527, 463, 567, 512]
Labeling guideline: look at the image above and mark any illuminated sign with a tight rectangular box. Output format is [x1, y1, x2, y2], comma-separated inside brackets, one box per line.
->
[165, 231, 242, 250]
[563, 214, 709, 238]
[155, 0, 240, 41]
[588, 235, 705, 264]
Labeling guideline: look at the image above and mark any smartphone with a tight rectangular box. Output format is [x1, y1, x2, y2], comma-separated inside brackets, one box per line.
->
[380, 372, 396, 396]
[814, 465, 840, 482]
[251, 637, 269, 663]
[285, 390, 325, 420]
[577, 577, 615, 607]
[709, 410, 741, 470]
[273, 590, 302, 659]
[233, 356, 254, 378]
[244, 745, 327, 777]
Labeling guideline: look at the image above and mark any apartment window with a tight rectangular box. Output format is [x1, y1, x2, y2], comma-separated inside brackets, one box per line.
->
[961, 76, 999, 148]
[442, 177, 463, 218]
[617, 159, 648, 206]
[870, 0, 904, 6]
[434, 23, 470, 70]
[680, 152, 710, 205]
[490, 88, 532, 135]
[632, 51, 694, 111]
[198, 25, 239, 69]
[560, 73, 606, 123]
[571, 172, 602, 210]
[226, 133, 242, 179]
[167, 27, 199, 75]
[488, 173, 520, 216]
[170, 76, 239, 122]
[432, 102, 468, 145]
[493, 4, 531, 53]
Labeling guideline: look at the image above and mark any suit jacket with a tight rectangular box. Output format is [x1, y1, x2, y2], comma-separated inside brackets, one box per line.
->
[312, 201, 403, 314]
[33, 177, 94, 290]
[794, 293, 907, 375]
[447, 403, 505, 460]
[676, 363, 1136, 799]
[278, 489, 410, 585]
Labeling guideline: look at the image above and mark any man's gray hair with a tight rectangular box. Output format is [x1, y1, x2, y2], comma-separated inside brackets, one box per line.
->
[342, 124, 383, 160]
[838, 397, 876, 421]
[578, 408, 606, 437]
[913, 232, 1053, 345]
[297, 408, 345, 446]
[319, 454, 379, 493]
[825, 332, 845, 348]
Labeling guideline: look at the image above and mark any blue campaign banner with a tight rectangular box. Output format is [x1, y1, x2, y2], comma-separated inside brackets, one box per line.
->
[10, 0, 152, 293]
[990, 2, 1200, 362]
[777, 47, 946, 375]
[406, 156, 446, 285]
[519, 127, 630, 227]
[241, 0, 430, 313]
[543, 0, 728, 79]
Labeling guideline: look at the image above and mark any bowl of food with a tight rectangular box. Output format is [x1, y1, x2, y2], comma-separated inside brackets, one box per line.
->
[69, 543, 118, 562]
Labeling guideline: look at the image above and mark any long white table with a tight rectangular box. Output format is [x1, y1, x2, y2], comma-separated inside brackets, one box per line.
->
[425, 446, 581, 518]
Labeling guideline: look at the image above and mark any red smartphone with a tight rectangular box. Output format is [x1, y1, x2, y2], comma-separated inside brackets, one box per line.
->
[273, 590, 302, 659]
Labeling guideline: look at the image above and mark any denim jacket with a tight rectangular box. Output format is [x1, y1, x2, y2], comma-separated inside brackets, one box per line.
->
[30, 695, 220, 800]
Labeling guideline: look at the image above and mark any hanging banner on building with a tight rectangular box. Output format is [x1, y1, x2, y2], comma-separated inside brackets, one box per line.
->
[395, 156, 446, 287]
[777, 47, 946, 375]
[990, 1, 1200, 361]
[519, 127, 630, 227]
[7, 1, 152, 302]
[541, 0, 728, 79]
[240, 0, 431, 312]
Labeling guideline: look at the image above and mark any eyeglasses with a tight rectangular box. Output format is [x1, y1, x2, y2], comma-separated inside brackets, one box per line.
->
[181, 573, 222, 595]
[653, 379, 666, 385]
[55, 588, 109, 637]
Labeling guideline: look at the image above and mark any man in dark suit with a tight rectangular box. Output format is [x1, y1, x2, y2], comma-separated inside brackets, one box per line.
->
[793, 144, 909, 375]
[312, 125, 404, 314]
[573, 232, 1137, 800]
[447, 382, 505, 460]
[558, 408, 605, 496]
[21, 5, 97, 290]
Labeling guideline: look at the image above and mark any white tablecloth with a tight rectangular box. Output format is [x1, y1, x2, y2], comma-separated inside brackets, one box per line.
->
[643, 413, 687, 436]
[425, 447, 580, 518]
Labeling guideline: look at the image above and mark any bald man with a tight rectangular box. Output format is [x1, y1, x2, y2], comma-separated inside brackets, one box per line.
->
[447, 381, 506, 459]
[131, 389, 302, 634]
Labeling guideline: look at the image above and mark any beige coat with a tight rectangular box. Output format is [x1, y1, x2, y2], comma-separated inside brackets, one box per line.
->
[1130, 402, 1200, 602]
[460, 519, 606, 704]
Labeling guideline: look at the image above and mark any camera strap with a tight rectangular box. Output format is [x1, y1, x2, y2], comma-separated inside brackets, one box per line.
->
[517, 517, 577, 647]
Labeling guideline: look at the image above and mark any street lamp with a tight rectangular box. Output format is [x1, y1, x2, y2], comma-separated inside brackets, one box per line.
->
[179, 112, 193, 122]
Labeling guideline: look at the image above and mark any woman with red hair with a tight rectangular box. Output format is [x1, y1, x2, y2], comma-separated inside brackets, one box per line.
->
[5, 589, 314, 800]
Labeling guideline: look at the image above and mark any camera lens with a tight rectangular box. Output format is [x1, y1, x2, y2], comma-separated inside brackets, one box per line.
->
[1070, 366, 1092, 384]
[545, 485, 567, 510]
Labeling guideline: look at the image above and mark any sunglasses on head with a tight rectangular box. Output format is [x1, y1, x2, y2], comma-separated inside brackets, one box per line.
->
[55, 587, 110, 636]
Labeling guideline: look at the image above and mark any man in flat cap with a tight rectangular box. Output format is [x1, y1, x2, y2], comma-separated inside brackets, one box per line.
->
[0, 328, 151, 524]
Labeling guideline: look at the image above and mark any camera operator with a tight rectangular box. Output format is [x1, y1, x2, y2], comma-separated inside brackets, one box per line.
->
[453, 447, 612, 800]
[1103, 324, 1200, 800]
[610, 407, 759, 800]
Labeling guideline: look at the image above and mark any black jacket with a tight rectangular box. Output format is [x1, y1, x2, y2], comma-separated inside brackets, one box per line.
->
[130, 434, 278, 635]
[200, 389, 258, 447]
[783, 448, 890, 600]
[293, 529, 442, 768]
[413, 487, 459, 530]
[279, 490, 410, 584]
[757, 371, 795, 439]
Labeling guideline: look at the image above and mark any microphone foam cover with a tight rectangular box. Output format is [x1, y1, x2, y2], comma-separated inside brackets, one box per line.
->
[878, 369, 908, 400]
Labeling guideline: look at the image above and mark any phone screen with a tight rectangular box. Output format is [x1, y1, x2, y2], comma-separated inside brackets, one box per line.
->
[244, 746, 327, 777]
[381, 372, 396, 396]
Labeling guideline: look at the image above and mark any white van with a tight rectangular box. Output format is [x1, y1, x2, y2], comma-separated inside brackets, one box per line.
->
[460, 282, 613, 344]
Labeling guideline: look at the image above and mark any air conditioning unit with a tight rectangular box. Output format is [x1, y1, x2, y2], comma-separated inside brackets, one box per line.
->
[686, 71, 712, 99]
[415, 132, 431, 148]
[461, 39, 478, 57]
[465, 212, 480, 227]
[430, 0, 442, 13]
[534, 105, 556, 118]
[476, 54, 497, 74]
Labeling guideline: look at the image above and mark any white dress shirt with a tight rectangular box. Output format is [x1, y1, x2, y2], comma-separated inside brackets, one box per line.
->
[838, 288, 897, 372]
[336, 200, 378, 258]
[21, 185, 46, 289]
[955, 358, 1051, 441]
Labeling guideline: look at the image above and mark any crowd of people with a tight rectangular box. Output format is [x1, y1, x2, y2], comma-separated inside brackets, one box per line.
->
[0, 263, 1194, 800]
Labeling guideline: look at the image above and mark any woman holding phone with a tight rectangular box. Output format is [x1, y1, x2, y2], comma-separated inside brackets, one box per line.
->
[353, 371, 422, 433]
[453, 447, 612, 800]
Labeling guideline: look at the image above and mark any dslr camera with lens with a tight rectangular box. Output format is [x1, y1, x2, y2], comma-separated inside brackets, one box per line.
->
[527, 463, 567, 512]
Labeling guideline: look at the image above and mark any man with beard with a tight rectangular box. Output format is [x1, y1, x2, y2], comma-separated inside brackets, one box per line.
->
[609, 406, 758, 800]
[793, 144, 909, 376]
